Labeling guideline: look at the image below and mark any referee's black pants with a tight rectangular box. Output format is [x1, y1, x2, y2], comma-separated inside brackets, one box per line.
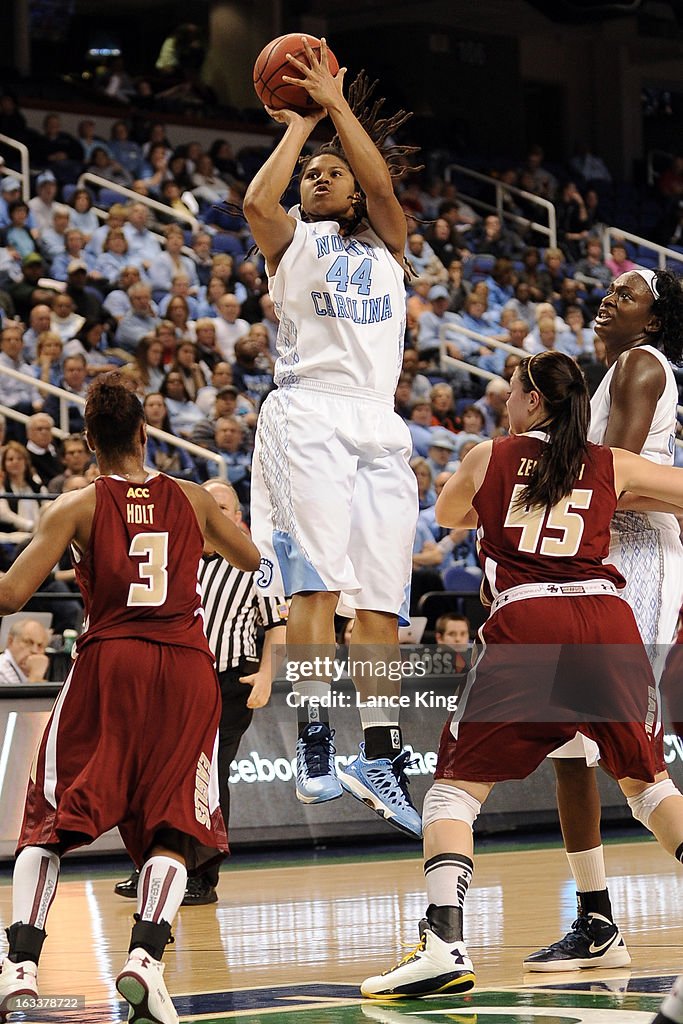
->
[201, 664, 254, 887]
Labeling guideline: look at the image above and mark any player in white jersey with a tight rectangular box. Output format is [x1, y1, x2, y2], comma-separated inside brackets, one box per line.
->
[525, 268, 683, 971]
[243, 41, 421, 837]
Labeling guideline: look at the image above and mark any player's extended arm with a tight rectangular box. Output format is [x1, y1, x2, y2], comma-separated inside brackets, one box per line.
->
[0, 490, 89, 615]
[243, 105, 325, 269]
[180, 482, 260, 571]
[286, 38, 407, 257]
[613, 448, 683, 509]
[435, 441, 493, 529]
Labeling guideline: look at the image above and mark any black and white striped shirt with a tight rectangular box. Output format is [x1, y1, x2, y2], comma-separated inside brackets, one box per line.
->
[198, 555, 288, 672]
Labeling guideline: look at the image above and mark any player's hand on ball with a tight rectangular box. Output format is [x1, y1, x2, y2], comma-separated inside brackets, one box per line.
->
[283, 37, 346, 110]
[265, 105, 326, 130]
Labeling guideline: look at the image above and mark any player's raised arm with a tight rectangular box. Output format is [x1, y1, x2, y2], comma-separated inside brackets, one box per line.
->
[435, 441, 493, 529]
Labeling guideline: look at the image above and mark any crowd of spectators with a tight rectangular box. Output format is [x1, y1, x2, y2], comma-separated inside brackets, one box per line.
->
[0, 98, 682, 617]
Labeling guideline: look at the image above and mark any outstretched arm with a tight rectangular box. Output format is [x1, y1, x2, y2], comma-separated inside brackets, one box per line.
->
[243, 105, 326, 270]
[284, 38, 407, 257]
[179, 481, 260, 571]
[613, 448, 683, 509]
[435, 441, 493, 528]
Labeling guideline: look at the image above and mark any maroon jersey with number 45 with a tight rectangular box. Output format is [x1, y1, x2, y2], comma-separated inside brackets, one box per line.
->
[473, 431, 626, 603]
[74, 474, 211, 655]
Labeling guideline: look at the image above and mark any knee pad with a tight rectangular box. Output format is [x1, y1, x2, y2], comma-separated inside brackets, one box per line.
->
[422, 782, 481, 831]
[627, 778, 680, 830]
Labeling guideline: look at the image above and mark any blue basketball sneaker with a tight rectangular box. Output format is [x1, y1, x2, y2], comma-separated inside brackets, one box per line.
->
[295, 722, 343, 803]
[337, 744, 422, 838]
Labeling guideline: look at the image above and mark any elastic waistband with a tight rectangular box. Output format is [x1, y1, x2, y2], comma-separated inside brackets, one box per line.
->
[277, 376, 393, 405]
[491, 578, 621, 616]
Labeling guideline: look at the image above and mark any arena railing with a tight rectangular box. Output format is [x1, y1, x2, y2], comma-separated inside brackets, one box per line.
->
[77, 172, 201, 233]
[600, 226, 683, 271]
[0, 366, 228, 478]
[443, 163, 557, 249]
[0, 135, 31, 202]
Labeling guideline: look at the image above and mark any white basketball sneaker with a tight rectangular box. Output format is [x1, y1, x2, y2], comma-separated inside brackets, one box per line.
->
[116, 949, 178, 1024]
[361, 921, 475, 999]
[0, 958, 38, 1021]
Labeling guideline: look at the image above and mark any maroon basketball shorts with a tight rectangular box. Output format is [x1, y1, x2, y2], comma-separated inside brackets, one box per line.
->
[18, 638, 228, 870]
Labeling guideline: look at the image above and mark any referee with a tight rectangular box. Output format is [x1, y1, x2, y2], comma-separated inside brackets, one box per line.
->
[114, 479, 288, 905]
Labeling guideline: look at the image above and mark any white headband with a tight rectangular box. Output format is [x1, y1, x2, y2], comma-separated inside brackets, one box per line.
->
[633, 267, 660, 300]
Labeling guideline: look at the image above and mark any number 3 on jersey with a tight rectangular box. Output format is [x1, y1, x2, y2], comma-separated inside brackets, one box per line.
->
[127, 532, 169, 606]
[503, 485, 593, 558]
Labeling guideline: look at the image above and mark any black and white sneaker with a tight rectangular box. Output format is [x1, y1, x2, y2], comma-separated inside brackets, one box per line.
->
[523, 913, 631, 972]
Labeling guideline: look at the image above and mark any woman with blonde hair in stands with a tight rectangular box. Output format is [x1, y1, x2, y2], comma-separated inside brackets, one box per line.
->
[32, 332, 63, 388]
[93, 228, 132, 287]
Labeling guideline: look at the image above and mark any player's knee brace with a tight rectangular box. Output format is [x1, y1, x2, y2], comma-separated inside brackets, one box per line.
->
[627, 778, 680, 830]
[422, 782, 481, 831]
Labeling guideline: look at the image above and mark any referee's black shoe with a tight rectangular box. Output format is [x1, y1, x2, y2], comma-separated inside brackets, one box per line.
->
[114, 868, 139, 899]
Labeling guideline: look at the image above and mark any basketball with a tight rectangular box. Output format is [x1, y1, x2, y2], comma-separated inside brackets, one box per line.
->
[253, 33, 339, 112]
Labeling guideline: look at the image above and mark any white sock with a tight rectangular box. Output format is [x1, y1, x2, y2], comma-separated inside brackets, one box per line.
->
[357, 703, 399, 730]
[424, 852, 473, 910]
[12, 847, 60, 929]
[566, 845, 607, 892]
[137, 856, 187, 924]
[292, 681, 330, 726]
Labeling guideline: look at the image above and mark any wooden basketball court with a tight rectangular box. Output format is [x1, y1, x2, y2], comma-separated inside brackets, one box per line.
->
[1, 837, 681, 1022]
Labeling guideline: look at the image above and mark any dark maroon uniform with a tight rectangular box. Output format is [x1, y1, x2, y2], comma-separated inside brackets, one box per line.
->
[436, 433, 659, 785]
[19, 475, 228, 869]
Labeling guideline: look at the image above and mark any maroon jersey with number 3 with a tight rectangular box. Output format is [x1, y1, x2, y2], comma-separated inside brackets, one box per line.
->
[473, 431, 625, 602]
[74, 474, 211, 655]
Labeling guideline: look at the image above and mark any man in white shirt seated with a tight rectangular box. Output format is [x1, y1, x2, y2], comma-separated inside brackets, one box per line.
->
[0, 619, 50, 685]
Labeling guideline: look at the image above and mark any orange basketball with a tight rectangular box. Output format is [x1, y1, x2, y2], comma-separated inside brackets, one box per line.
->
[253, 33, 339, 112]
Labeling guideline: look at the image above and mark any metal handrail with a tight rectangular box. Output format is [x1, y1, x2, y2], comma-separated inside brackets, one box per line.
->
[0, 366, 227, 477]
[443, 162, 557, 248]
[0, 134, 30, 201]
[77, 173, 200, 232]
[439, 321, 523, 359]
[601, 226, 683, 270]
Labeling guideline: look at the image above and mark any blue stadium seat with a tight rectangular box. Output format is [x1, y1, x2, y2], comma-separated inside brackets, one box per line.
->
[442, 566, 482, 592]
[61, 184, 78, 204]
[97, 187, 125, 209]
[210, 233, 245, 258]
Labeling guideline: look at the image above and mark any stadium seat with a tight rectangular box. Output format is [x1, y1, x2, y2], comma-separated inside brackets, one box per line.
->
[98, 187, 125, 209]
[442, 566, 482, 592]
[211, 233, 245, 258]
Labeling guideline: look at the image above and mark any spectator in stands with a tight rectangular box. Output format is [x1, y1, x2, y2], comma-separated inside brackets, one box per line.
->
[191, 153, 231, 206]
[438, 192, 479, 233]
[473, 378, 510, 436]
[4, 201, 37, 261]
[28, 171, 59, 236]
[564, 303, 595, 358]
[36, 114, 82, 184]
[543, 247, 569, 297]
[86, 202, 129, 256]
[24, 413, 61, 486]
[143, 392, 197, 480]
[93, 228, 132, 286]
[556, 180, 589, 260]
[400, 348, 432, 401]
[457, 291, 506, 342]
[31, 331, 63, 388]
[430, 383, 458, 433]
[192, 231, 214, 287]
[418, 285, 481, 365]
[573, 236, 612, 292]
[407, 399, 436, 457]
[234, 261, 265, 323]
[211, 416, 251, 502]
[159, 369, 204, 438]
[458, 405, 487, 436]
[426, 218, 460, 269]
[51, 230, 96, 282]
[426, 429, 459, 478]
[522, 144, 557, 200]
[123, 202, 162, 270]
[64, 318, 121, 377]
[213, 293, 249, 362]
[195, 364, 235, 418]
[115, 282, 160, 352]
[164, 294, 196, 340]
[482, 258, 515, 316]
[87, 146, 133, 190]
[605, 240, 636, 278]
[569, 142, 612, 186]
[446, 259, 471, 314]
[231, 336, 272, 408]
[23, 305, 52, 361]
[7, 253, 53, 322]
[169, 339, 206, 400]
[102, 265, 142, 322]
[50, 293, 85, 342]
[406, 232, 448, 284]
[68, 187, 98, 242]
[479, 318, 528, 376]
[77, 119, 109, 164]
[552, 277, 586, 322]
[39, 205, 70, 264]
[0, 178, 21, 230]
[158, 178, 195, 223]
[394, 373, 414, 419]
[149, 224, 198, 300]
[109, 121, 144, 179]
[469, 213, 523, 259]
[0, 441, 46, 554]
[134, 335, 166, 394]
[518, 245, 552, 301]
[194, 317, 222, 371]
[501, 280, 536, 329]
[410, 455, 436, 511]
[0, 618, 50, 686]
[209, 138, 242, 181]
[44, 354, 88, 432]
[0, 322, 43, 433]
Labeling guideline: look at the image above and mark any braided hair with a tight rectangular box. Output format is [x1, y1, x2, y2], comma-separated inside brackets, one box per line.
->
[298, 71, 421, 236]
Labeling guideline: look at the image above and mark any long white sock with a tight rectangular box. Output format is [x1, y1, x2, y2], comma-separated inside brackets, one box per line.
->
[424, 852, 473, 910]
[566, 845, 607, 892]
[12, 847, 60, 929]
[137, 856, 187, 924]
